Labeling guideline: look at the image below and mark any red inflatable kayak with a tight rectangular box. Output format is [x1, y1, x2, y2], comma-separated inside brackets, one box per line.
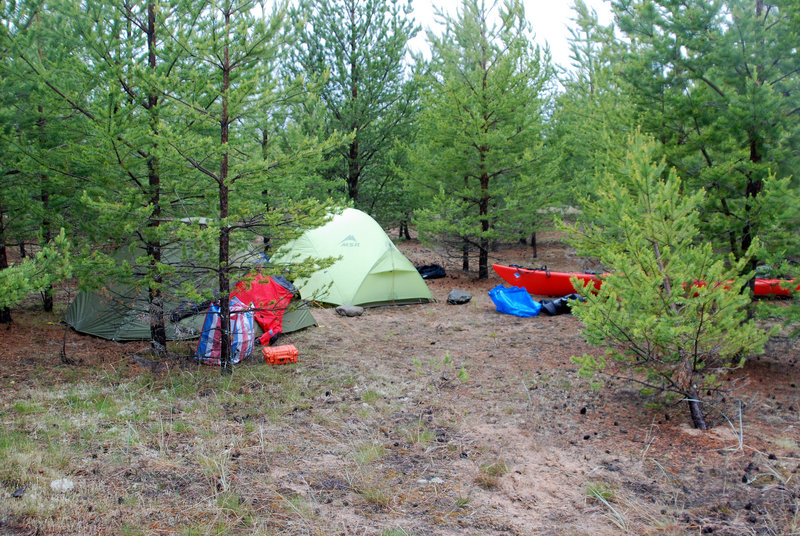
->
[492, 264, 601, 297]
[492, 264, 798, 298]
[753, 278, 800, 297]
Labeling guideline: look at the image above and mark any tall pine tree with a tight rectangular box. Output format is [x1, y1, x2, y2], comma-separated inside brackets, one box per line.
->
[544, 1, 636, 208]
[611, 0, 800, 277]
[167, 0, 337, 373]
[411, 0, 552, 278]
[288, 0, 419, 212]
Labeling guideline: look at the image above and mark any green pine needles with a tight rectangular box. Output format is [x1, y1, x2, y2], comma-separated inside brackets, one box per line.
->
[567, 133, 769, 429]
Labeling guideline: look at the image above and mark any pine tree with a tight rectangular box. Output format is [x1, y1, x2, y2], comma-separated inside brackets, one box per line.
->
[166, 0, 338, 373]
[287, 0, 419, 210]
[411, 0, 552, 278]
[611, 0, 800, 277]
[0, 1, 82, 322]
[0, 229, 71, 311]
[3, 0, 187, 348]
[544, 1, 636, 208]
[567, 133, 769, 429]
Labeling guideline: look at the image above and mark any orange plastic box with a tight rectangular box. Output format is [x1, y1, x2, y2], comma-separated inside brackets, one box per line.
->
[262, 344, 298, 365]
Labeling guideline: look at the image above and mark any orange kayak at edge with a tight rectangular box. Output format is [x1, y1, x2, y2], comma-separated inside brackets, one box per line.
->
[492, 264, 798, 298]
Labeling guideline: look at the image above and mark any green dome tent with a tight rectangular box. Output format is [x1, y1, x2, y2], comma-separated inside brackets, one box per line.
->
[272, 208, 433, 307]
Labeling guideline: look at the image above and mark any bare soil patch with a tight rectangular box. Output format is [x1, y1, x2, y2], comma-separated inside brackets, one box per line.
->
[1, 232, 799, 535]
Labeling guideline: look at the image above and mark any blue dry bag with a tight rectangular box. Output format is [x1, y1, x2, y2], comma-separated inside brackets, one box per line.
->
[488, 285, 542, 317]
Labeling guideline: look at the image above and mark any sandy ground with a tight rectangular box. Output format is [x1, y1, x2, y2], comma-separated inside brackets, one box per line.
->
[1, 232, 799, 535]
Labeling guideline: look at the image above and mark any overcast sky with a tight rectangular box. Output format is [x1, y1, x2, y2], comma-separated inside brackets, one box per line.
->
[409, 0, 614, 72]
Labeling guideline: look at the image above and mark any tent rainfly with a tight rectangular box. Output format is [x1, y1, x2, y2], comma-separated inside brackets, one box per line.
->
[64, 247, 315, 342]
[272, 208, 433, 307]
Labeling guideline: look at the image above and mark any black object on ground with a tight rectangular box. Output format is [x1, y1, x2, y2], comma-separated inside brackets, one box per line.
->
[335, 305, 364, 317]
[540, 293, 585, 316]
[416, 264, 446, 279]
[447, 289, 472, 305]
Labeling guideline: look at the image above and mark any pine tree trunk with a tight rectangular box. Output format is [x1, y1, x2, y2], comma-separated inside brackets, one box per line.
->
[687, 385, 708, 430]
[399, 221, 410, 240]
[38, 104, 53, 313]
[42, 188, 53, 313]
[478, 240, 489, 279]
[219, 22, 232, 375]
[219, 215, 231, 374]
[346, 15, 360, 202]
[478, 166, 490, 279]
[461, 240, 469, 272]
[347, 137, 360, 201]
[147, 240, 166, 351]
[0, 200, 11, 324]
[676, 355, 707, 429]
[145, 2, 166, 352]
[0, 241, 11, 324]
[531, 232, 537, 258]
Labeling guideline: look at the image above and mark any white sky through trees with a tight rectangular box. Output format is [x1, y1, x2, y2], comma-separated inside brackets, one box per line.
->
[409, 0, 614, 71]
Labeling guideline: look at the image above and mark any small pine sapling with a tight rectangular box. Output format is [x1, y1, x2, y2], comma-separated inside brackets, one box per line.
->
[566, 133, 769, 429]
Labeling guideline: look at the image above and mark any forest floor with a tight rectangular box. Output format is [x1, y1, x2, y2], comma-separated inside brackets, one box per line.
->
[1, 230, 799, 536]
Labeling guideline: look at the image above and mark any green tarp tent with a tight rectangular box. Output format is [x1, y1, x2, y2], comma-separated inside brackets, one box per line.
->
[272, 208, 433, 307]
[64, 247, 315, 342]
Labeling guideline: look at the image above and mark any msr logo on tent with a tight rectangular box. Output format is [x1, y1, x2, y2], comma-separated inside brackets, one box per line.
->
[340, 234, 360, 247]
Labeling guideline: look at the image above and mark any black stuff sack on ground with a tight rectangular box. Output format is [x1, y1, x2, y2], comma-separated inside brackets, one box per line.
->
[540, 293, 585, 316]
[416, 264, 446, 279]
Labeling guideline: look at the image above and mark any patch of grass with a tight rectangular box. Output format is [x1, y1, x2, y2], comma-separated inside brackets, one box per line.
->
[474, 474, 499, 490]
[455, 495, 471, 508]
[361, 389, 381, 405]
[475, 460, 508, 490]
[555, 378, 573, 390]
[118, 523, 146, 536]
[164, 372, 200, 399]
[381, 528, 411, 536]
[120, 492, 139, 507]
[404, 420, 435, 447]
[282, 493, 316, 520]
[124, 421, 142, 451]
[198, 451, 232, 492]
[172, 420, 192, 434]
[217, 490, 253, 523]
[12, 400, 45, 414]
[180, 526, 205, 536]
[411, 351, 469, 387]
[354, 442, 386, 465]
[180, 522, 235, 536]
[481, 460, 509, 477]
[0, 429, 44, 486]
[358, 481, 392, 507]
[771, 437, 799, 451]
[584, 481, 616, 503]
[584, 481, 628, 532]
[0, 429, 32, 454]
[338, 375, 358, 389]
